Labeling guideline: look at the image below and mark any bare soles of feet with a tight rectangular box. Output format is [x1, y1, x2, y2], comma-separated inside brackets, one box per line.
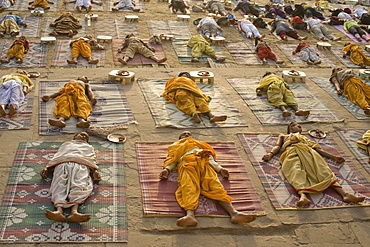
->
[48, 118, 66, 127]
[67, 213, 91, 223]
[8, 104, 15, 117]
[343, 193, 365, 204]
[282, 111, 291, 117]
[230, 213, 257, 225]
[45, 210, 66, 222]
[192, 113, 201, 123]
[0, 107, 6, 117]
[296, 197, 311, 207]
[176, 215, 198, 227]
[118, 58, 127, 65]
[209, 115, 227, 123]
[295, 110, 310, 116]
[76, 119, 91, 128]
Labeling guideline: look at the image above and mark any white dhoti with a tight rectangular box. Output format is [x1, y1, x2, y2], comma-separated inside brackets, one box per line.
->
[0, 80, 24, 109]
[50, 162, 93, 208]
[75, 0, 91, 8]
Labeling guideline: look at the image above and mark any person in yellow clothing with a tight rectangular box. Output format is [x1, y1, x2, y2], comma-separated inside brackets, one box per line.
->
[161, 72, 227, 123]
[330, 67, 370, 115]
[357, 130, 370, 163]
[256, 72, 310, 117]
[0, 69, 34, 95]
[28, 0, 54, 10]
[342, 42, 370, 68]
[187, 34, 225, 63]
[67, 35, 101, 65]
[0, 36, 29, 64]
[159, 131, 257, 227]
[42, 76, 97, 128]
[262, 122, 365, 207]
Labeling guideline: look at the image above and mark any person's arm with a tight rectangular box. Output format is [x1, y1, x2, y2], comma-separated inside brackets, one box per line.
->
[40, 166, 55, 178]
[159, 162, 176, 180]
[85, 83, 97, 106]
[262, 134, 284, 162]
[330, 75, 343, 95]
[42, 91, 61, 102]
[142, 39, 155, 52]
[315, 148, 345, 163]
[118, 39, 129, 52]
[208, 155, 229, 179]
[91, 168, 101, 183]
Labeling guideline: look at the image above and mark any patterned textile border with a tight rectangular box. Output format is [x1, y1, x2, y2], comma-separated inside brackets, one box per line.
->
[65, 1, 104, 11]
[51, 40, 105, 67]
[238, 133, 370, 210]
[21, 16, 42, 38]
[9, 0, 60, 11]
[331, 46, 361, 68]
[310, 76, 370, 119]
[277, 43, 336, 67]
[0, 141, 127, 243]
[39, 80, 135, 135]
[94, 18, 139, 38]
[227, 78, 344, 125]
[334, 24, 370, 43]
[0, 41, 48, 68]
[172, 39, 229, 63]
[138, 78, 247, 128]
[136, 142, 265, 216]
[107, 0, 144, 12]
[337, 129, 370, 175]
[41, 17, 89, 38]
[147, 20, 193, 40]
[0, 90, 34, 130]
[112, 38, 168, 66]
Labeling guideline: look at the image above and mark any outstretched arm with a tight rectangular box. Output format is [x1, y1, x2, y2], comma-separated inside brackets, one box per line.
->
[85, 83, 97, 106]
[262, 134, 284, 162]
[91, 169, 101, 183]
[42, 91, 61, 102]
[159, 162, 176, 180]
[329, 76, 343, 95]
[315, 148, 345, 163]
[209, 155, 229, 179]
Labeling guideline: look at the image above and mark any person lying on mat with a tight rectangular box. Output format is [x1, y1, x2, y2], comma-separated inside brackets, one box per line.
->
[117, 33, 167, 65]
[42, 76, 97, 128]
[159, 131, 257, 227]
[329, 67, 370, 115]
[0, 69, 33, 117]
[237, 18, 265, 40]
[205, 0, 227, 16]
[354, 4, 370, 25]
[0, 36, 29, 64]
[161, 72, 227, 124]
[196, 16, 223, 40]
[292, 41, 321, 65]
[343, 19, 370, 42]
[40, 132, 101, 223]
[64, 0, 102, 13]
[169, 0, 189, 14]
[269, 19, 307, 41]
[187, 34, 226, 62]
[256, 72, 310, 117]
[66, 35, 102, 65]
[49, 12, 82, 37]
[234, 0, 261, 17]
[28, 0, 54, 10]
[305, 15, 341, 41]
[112, 0, 139, 12]
[356, 130, 370, 163]
[262, 122, 365, 207]
[0, 0, 14, 13]
[342, 42, 370, 68]
[255, 39, 284, 64]
[0, 12, 27, 37]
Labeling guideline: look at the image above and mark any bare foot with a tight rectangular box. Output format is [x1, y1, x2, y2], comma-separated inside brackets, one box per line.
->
[0, 107, 5, 117]
[230, 212, 257, 224]
[67, 60, 78, 64]
[118, 58, 127, 65]
[176, 215, 198, 227]
[192, 113, 201, 123]
[88, 59, 99, 64]
[45, 210, 66, 222]
[209, 115, 227, 123]
[282, 111, 291, 117]
[76, 119, 91, 128]
[296, 197, 311, 207]
[295, 110, 310, 116]
[364, 108, 370, 115]
[8, 104, 15, 117]
[48, 118, 66, 127]
[343, 193, 365, 204]
[157, 57, 167, 63]
[67, 212, 91, 223]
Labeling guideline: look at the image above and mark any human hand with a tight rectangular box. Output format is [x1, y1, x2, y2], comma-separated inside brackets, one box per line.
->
[219, 168, 229, 180]
[22, 23, 27, 28]
[292, 51, 296, 55]
[337, 89, 343, 95]
[42, 95, 50, 102]
[40, 168, 48, 179]
[23, 89, 28, 96]
[91, 98, 97, 106]
[256, 89, 262, 96]
[93, 170, 101, 183]
[159, 169, 169, 180]
[342, 54, 346, 58]
[262, 153, 273, 162]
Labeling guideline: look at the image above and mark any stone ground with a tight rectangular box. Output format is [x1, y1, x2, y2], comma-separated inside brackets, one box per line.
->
[0, 0, 370, 246]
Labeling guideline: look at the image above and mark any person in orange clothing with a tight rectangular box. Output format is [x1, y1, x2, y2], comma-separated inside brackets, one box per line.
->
[0, 36, 29, 64]
[342, 42, 370, 68]
[159, 131, 257, 227]
[67, 35, 101, 65]
[161, 72, 227, 123]
[28, 0, 54, 10]
[41, 76, 97, 128]
[255, 40, 284, 65]
[330, 67, 370, 115]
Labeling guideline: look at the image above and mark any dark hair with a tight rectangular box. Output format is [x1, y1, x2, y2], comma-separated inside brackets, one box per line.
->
[287, 122, 296, 134]
[262, 72, 273, 78]
[178, 72, 190, 78]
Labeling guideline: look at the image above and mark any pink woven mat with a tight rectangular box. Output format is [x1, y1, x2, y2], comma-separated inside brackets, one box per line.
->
[136, 142, 265, 217]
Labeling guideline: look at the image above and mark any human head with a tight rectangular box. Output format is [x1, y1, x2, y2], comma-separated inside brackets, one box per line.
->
[125, 33, 135, 39]
[262, 71, 273, 78]
[77, 76, 89, 84]
[179, 131, 192, 139]
[332, 67, 343, 75]
[16, 69, 28, 75]
[287, 122, 302, 134]
[73, 132, 89, 142]
[178, 72, 191, 78]
[344, 42, 351, 47]
[19, 36, 27, 40]
[344, 8, 351, 14]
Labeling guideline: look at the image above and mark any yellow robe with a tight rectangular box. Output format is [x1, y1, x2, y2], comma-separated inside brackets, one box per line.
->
[342, 43, 370, 66]
[71, 39, 92, 59]
[356, 130, 370, 151]
[31, 0, 49, 8]
[343, 77, 370, 109]
[0, 73, 34, 90]
[0, 18, 20, 34]
[257, 74, 297, 108]
[280, 133, 340, 193]
[164, 137, 232, 210]
[187, 34, 216, 58]
[53, 81, 92, 120]
[161, 76, 211, 116]
[6, 43, 25, 59]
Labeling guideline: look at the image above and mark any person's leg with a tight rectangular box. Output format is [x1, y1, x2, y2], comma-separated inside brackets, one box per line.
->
[218, 201, 257, 224]
[174, 90, 201, 123]
[45, 206, 66, 222]
[296, 191, 311, 207]
[67, 43, 80, 64]
[278, 30, 288, 41]
[311, 25, 325, 40]
[333, 187, 365, 203]
[176, 210, 197, 227]
[0, 105, 6, 117]
[267, 84, 290, 116]
[67, 204, 91, 223]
